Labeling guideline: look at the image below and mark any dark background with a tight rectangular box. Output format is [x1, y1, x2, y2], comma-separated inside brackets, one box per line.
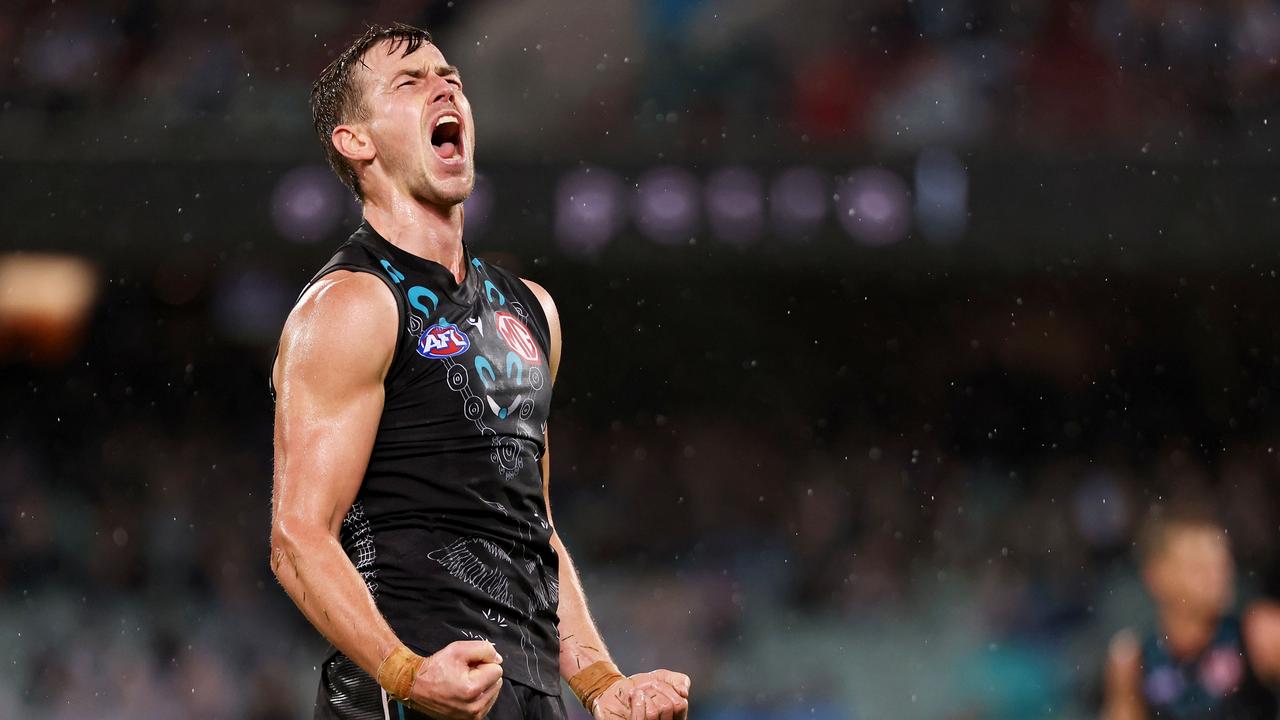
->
[4, 1, 1280, 718]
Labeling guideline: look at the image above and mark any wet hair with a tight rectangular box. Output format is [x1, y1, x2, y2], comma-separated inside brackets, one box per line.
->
[311, 23, 433, 199]
[1136, 498, 1224, 566]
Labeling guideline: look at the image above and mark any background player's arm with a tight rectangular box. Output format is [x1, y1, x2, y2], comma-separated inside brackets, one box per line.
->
[272, 272, 504, 720]
[1102, 629, 1146, 720]
[523, 279, 691, 720]
[1244, 601, 1280, 683]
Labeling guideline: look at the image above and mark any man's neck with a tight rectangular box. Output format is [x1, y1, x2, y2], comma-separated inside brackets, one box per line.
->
[362, 192, 467, 283]
[1159, 606, 1218, 659]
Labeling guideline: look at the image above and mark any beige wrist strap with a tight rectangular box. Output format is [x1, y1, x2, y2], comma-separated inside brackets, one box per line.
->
[376, 645, 425, 703]
[568, 660, 626, 712]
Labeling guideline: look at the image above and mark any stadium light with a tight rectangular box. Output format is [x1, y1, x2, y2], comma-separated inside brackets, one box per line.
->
[270, 165, 348, 244]
[706, 166, 765, 246]
[914, 148, 968, 245]
[634, 166, 700, 246]
[769, 166, 828, 242]
[837, 168, 911, 246]
[555, 166, 626, 257]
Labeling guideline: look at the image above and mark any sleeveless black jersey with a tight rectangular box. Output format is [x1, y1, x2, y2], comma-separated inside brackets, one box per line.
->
[291, 221, 561, 697]
[1140, 614, 1278, 719]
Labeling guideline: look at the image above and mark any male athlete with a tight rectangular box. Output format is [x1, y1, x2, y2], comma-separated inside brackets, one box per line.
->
[270, 23, 691, 720]
[1103, 504, 1280, 719]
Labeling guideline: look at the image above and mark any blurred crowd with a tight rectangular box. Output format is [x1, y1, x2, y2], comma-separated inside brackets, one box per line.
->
[2, 0, 1278, 160]
[6, 259, 1280, 719]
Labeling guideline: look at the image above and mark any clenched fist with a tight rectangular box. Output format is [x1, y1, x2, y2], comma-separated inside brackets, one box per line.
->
[405, 640, 505, 720]
[592, 669, 691, 720]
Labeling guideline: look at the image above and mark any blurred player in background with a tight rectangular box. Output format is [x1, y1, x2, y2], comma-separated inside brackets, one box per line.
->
[269, 23, 690, 720]
[1103, 503, 1280, 719]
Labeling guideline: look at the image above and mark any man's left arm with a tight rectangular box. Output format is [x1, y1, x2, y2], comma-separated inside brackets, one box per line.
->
[1244, 600, 1280, 684]
[522, 279, 691, 720]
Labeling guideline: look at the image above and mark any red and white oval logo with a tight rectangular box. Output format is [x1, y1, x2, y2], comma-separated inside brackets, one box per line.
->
[495, 311, 540, 364]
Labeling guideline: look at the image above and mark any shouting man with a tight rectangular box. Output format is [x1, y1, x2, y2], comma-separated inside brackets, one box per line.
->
[270, 23, 691, 720]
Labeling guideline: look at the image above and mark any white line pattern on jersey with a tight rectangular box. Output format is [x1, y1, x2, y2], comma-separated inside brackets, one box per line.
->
[426, 536, 516, 606]
[406, 263, 557, 690]
[342, 501, 379, 596]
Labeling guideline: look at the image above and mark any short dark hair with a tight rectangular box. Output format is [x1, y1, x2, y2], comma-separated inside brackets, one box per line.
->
[1136, 499, 1223, 565]
[311, 23, 433, 199]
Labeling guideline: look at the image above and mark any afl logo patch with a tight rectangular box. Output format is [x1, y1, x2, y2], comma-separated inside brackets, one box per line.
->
[417, 320, 471, 359]
[496, 311, 540, 364]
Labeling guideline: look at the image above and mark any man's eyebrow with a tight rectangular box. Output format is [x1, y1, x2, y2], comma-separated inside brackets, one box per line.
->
[389, 66, 460, 83]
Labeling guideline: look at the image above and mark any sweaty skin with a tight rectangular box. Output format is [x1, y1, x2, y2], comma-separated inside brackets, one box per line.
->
[271, 271, 505, 719]
[273, 35, 689, 720]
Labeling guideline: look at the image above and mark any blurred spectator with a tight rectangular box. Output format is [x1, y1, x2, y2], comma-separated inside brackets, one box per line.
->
[3, 0, 1278, 159]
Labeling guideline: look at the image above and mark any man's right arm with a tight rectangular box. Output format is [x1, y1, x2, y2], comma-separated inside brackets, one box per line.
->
[1102, 629, 1146, 720]
[270, 271, 503, 719]
[271, 271, 401, 676]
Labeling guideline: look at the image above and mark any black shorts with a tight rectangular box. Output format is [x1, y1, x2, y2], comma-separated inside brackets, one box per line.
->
[314, 650, 568, 720]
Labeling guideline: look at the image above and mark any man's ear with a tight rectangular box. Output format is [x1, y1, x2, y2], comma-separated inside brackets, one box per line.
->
[332, 124, 376, 163]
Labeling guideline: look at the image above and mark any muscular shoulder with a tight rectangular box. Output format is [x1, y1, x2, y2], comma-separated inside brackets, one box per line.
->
[275, 270, 399, 386]
[519, 278, 558, 324]
[520, 278, 561, 381]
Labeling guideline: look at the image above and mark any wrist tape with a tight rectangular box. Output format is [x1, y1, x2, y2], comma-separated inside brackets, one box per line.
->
[377, 645, 425, 703]
[568, 660, 626, 711]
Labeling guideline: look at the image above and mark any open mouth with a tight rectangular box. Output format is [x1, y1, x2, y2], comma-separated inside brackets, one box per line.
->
[430, 114, 464, 163]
